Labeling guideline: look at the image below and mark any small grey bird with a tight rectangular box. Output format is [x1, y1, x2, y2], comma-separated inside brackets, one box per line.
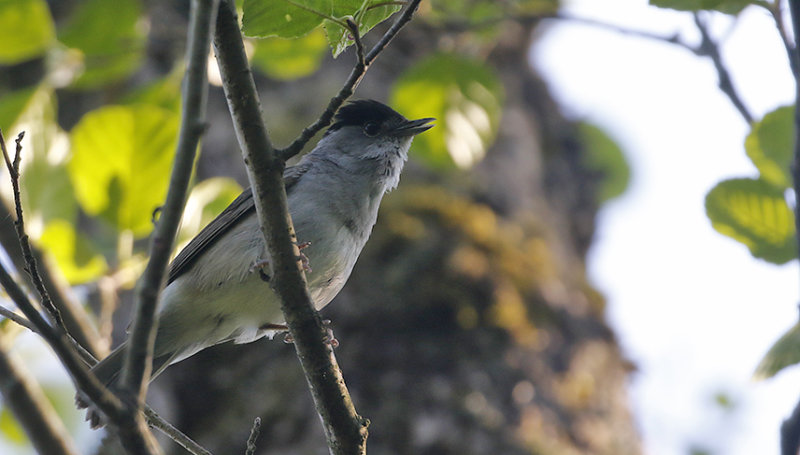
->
[91, 100, 433, 388]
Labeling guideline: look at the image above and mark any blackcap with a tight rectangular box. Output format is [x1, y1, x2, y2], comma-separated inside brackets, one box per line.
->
[90, 100, 433, 390]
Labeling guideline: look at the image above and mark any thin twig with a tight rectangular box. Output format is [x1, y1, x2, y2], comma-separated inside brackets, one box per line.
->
[768, 1, 799, 79]
[244, 417, 261, 455]
[1, 131, 65, 329]
[692, 13, 754, 123]
[346, 18, 366, 68]
[0, 305, 38, 333]
[145, 407, 214, 455]
[278, 0, 424, 160]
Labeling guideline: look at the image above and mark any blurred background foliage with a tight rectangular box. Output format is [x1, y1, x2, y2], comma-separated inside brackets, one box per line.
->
[0, 0, 755, 453]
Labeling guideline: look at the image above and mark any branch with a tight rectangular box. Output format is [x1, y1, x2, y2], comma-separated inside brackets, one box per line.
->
[244, 417, 261, 455]
[120, 0, 219, 409]
[1, 131, 64, 329]
[784, 3, 800, 451]
[768, 0, 799, 79]
[278, 0, 424, 160]
[692, 13, 753, 124]
[213, 0, 372, 453]
[0, 339, 80, 455]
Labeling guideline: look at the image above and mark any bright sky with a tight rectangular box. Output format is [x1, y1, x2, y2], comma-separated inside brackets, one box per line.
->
[534, 0, 800, 453]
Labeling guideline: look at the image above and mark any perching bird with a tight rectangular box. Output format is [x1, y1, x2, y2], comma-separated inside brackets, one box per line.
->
[89, 100, 433, 393]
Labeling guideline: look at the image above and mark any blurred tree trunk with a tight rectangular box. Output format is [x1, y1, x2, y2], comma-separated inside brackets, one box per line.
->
[148, 16, 641, 455]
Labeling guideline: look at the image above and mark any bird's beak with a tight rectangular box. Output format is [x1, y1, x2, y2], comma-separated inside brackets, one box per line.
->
[391, 117, 436, 137]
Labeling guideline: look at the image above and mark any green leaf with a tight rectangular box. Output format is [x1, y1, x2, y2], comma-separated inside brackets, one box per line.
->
[390, 53, 503, 169]
[251, 29, 328, 80]
[39, 220, 107, 284]
[178, 177, 242, 245]
[745, 105, 793, 189]
[57, 0, 144, 88]
[0, 0, 55, 64]
[323, 0, 401, 57]
[68, 104, 179, 236]
[649, 0, 765, 14]
[754, 322, 800, 379]
[0, 87, 37, 134]
[577, 122, 631, 203]
[242, 0, 350, 38]
[705, 178, 796, 264]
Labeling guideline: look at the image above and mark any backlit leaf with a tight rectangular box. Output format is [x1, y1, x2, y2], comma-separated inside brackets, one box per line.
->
[251, 29, 328, 80]
[242, 0, 346, 38]
[390, 53, 503, 169]
[754, 322, 800, 379]
[745, 105, 793, 189]
[649, 0, 765, 14]
[0, 88, 37, 133]
[705, 178, 796, 264]
[39, 220, 107, 284]
[0, 0, 54, 64]
[68, 104, 179, 236]
[323, 0, 401, 57]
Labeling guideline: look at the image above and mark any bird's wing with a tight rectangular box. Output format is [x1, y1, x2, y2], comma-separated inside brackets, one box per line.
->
[167, 160, 314, 284]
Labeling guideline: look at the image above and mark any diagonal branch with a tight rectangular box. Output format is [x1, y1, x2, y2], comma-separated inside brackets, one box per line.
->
[692, 13, 753, 124]
[119, 0, 219, 419]
[213, 0, 376, 452]
[279, 0, 424, 160]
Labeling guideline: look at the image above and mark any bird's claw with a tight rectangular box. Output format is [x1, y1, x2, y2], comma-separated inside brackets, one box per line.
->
[282, 319, 338, 348]
[296, 241, 312, 272]
[249, 259, 271, 282]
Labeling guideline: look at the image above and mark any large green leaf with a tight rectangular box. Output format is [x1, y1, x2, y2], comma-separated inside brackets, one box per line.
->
[0, 0, 54, 64]
[649, 0, 765, 13]
[390, 53, 503, 169]
[577, 122, 630, 203]
[39, 220, 107, 284]
[745, 105, 793, 189]
[705, 178, 796, 264]
[322, 0, 401, 57]
[57, 0, 144, 88]
[68, 104, 179, 236]
[242, 0, 354, 38]
[251, 29, 328, 80]
[754, 322, 800, 379]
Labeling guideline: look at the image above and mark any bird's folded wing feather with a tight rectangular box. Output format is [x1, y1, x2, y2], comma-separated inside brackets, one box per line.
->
[167, 159, 313, 284]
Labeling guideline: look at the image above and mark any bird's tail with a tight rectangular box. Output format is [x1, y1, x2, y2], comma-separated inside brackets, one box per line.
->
[77, 342, 175, 428]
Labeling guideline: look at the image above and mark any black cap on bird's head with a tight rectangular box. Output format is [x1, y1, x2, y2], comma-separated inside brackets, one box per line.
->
[325, 100, 434, 138]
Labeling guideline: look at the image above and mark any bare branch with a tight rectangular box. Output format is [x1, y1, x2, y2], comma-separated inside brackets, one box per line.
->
[0, 304, 38, 333]
[213, 0, 373, 452]
[278, 0, 424, 160]
[120, 0, 219, 412]
[245, 417, 261, 455]
[692, 13, 753, 124]
[1, 131, 65, 329]
[145, 407, 214, 455]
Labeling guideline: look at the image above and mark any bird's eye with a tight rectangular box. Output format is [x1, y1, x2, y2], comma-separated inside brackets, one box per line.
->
[363, 122, 380, 137]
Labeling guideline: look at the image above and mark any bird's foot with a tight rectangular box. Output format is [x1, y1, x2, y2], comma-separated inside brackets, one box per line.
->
[296, 241, 312, 272]
[282, 319, 338, 348]
[249, 258, 271, 282]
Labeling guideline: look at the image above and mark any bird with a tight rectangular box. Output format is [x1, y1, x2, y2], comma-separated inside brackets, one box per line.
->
[88, 100, 433, 395]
